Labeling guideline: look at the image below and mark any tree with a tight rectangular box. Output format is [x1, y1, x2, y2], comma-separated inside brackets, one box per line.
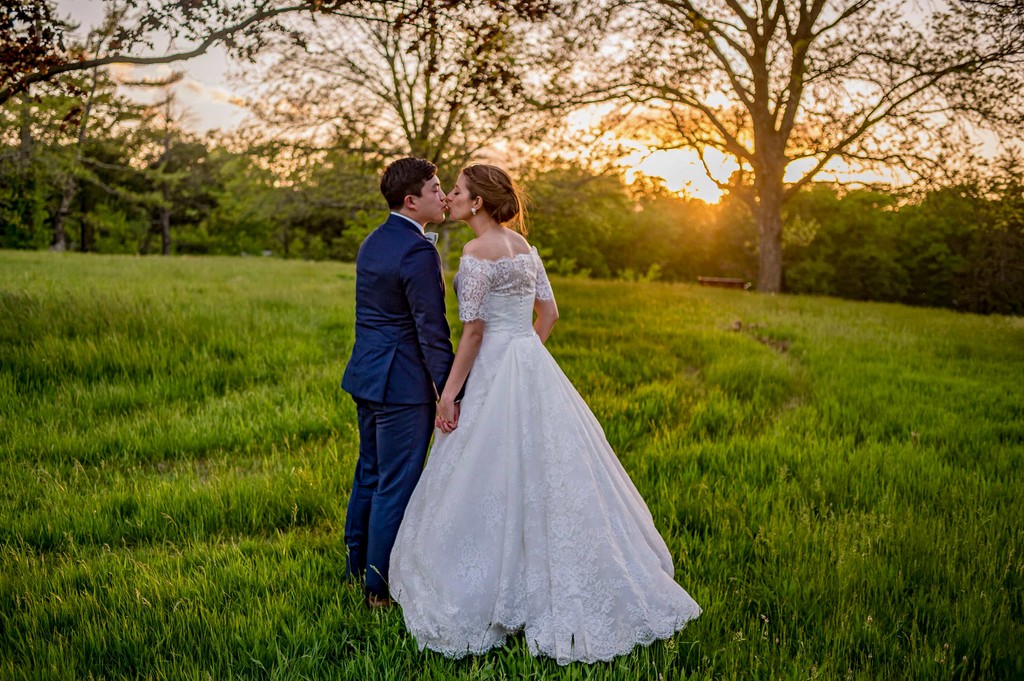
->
[526, 167, 637, 277]
[271, 147, 382, 260]
[240, 0, 556, 262]
[0, 1, 73, 105]
[0, 94, 59, 249]
[47, 5, 138, 251]
[956, 154, 1024, 315]
[782, 185, 910, 301]
[606, 0, 1024, 291]
[0, 66, 147, 252]
[1, 0, 556, 106]
[248, 2, 547, 165]
[1, 0, 351, 106]
[894, 187, 976, 308]
[187, 148, 282, 256]
[129, 89, 215, 256]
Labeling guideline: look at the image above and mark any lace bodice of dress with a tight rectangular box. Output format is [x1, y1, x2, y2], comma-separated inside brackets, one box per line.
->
[454, 247, 554, 337]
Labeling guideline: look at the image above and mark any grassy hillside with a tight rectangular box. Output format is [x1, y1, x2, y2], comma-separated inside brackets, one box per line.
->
[1, 250, 1021, 680]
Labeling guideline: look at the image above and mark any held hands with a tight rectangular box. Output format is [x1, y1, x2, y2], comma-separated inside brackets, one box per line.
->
[435, 394, 460, 433]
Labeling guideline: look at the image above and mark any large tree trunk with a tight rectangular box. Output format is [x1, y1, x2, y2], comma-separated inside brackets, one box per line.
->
[754, 172, 785, 293]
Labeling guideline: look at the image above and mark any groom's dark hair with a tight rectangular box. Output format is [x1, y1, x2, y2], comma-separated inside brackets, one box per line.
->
[381, 157, 437, 210]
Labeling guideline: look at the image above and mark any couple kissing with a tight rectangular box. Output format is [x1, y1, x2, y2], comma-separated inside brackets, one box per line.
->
[341, 157, 701, 665]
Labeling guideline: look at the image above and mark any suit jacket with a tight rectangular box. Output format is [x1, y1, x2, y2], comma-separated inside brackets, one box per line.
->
[342, 214, 455, 405]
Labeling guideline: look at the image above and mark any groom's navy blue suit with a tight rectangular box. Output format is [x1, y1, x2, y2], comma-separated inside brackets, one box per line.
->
[341, 213, 455, 600]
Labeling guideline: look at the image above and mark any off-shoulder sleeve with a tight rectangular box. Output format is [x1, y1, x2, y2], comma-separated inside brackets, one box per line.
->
[534, 249, 555, 301]
[456, 257, 491, 322]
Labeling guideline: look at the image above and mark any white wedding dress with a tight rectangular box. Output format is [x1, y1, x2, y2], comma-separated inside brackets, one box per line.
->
[389, 248, 701, 665]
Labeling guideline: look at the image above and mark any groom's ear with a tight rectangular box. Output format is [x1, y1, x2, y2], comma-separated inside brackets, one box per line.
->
[403, 194, 418, 212]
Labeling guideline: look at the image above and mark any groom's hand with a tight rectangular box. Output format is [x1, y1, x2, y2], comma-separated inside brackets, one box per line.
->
[436, 395, 459, 433]
[435, 415, 454, 433]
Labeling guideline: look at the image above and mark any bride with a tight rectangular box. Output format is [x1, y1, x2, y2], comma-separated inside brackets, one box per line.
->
[388, 164, 701, 665]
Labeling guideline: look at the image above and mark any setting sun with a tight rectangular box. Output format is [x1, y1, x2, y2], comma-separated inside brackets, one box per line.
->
[621, 148, 738, 203]
[619, 146, 903, 203]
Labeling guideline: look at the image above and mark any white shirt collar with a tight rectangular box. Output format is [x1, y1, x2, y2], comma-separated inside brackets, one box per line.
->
[391, 211, 425, 234]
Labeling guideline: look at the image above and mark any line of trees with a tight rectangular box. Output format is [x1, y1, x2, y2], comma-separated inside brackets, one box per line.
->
[526, 162, 1024, 316]
[2, 0, 1023, 314]
[595, 0, 1024, 292]
[3, 71, 1022, 314]
[0, 70, 382, 258]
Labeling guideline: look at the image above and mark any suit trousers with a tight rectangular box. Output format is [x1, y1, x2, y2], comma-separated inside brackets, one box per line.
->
[344, 397, 435, 599]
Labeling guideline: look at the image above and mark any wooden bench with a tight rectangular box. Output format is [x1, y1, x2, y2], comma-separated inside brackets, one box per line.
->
[697, 276, 750, 290]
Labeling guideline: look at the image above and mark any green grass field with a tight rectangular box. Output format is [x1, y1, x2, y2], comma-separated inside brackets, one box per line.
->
[1, 250, 1021, 680]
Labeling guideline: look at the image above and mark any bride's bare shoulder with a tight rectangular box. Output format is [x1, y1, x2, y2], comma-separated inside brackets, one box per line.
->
[508, 231, 532, 253]
[462, 240, 502, 262]
[462, 230, 532, 261]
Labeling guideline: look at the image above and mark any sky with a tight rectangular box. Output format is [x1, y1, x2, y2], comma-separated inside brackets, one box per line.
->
[58, 0, 251, 134]
[53, 0, 1004, 203]
[57, 0, 741, 201]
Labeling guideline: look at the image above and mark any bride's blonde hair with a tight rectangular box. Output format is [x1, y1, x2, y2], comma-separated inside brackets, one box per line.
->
[461, 164, 529, 235]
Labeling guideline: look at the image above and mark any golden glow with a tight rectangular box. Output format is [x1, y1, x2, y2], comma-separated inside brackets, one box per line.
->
[620, 148, 900, 202]
[621, 148, 738, 203]
[566, 104, 900, 203]
[784, 157, 909, 187]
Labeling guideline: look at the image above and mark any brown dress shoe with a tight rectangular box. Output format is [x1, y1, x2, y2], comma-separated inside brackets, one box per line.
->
[366, 593, 393, 609]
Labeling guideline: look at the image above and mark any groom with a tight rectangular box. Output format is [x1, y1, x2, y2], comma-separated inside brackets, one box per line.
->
[341, 157, 456, 607]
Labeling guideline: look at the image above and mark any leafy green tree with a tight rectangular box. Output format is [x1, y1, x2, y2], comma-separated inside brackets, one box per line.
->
[153, 139, 220, 255]
[957, 159, 1024, 315]
[0, 11, 150, 252]
[0, 148, 51, 249]
[622, 176, 751, 283]
[590, 0, 1024, 292]
[518, 167, 752, 283]
[895, 187, 977, 308]
[525, 167, 637, 278]
[784, 185, 909, 301]
[190, 149, 280, 256]
[0, 92, 70, 248]
[266, 147, 382, 261]
[68, 134, 151, 253]
[243, 0, 558, 263]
